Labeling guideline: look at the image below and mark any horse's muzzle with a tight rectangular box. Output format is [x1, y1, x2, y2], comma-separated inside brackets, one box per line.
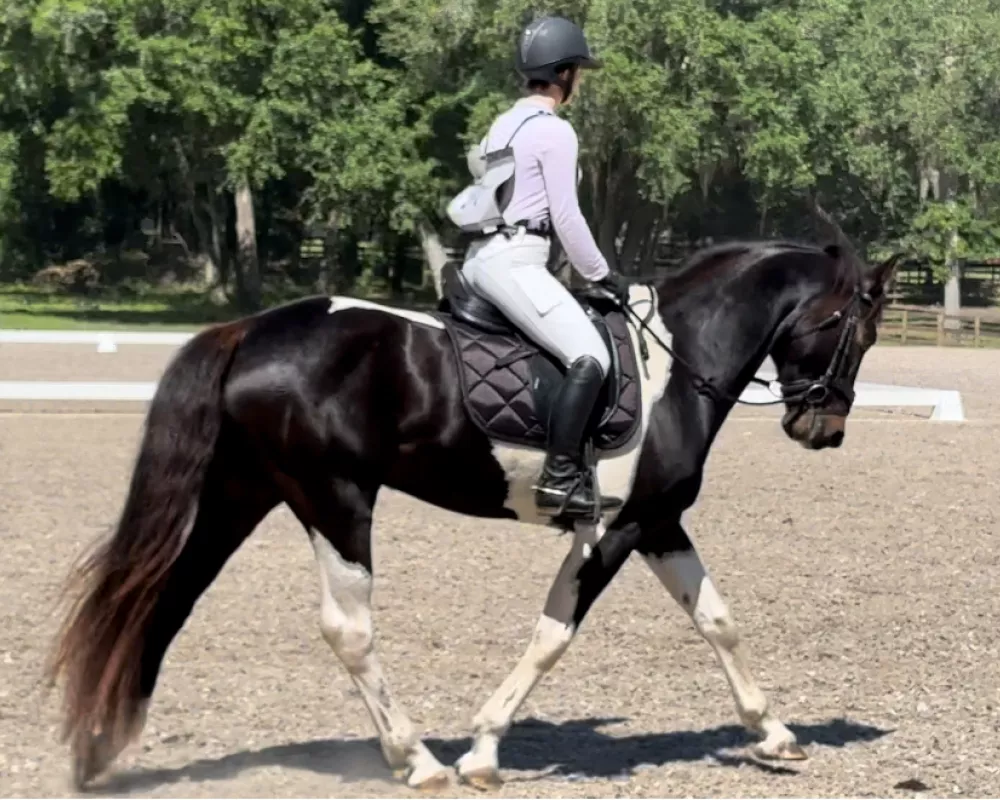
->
[782, 407, 846, 450]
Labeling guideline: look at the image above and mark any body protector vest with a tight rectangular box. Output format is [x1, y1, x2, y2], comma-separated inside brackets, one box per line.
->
[446, 109, 549, 234]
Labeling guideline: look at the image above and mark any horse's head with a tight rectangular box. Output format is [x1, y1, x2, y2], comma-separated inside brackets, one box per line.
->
[769, 246, 902, 449]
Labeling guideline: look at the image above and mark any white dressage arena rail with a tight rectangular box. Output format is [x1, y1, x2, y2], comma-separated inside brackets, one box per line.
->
[0, 329, 193, 352]
[0, 329, 967, 421]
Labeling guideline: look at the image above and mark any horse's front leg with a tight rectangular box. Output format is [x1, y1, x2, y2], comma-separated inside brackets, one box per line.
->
[456, 520, 640, 787]
[639, 522, 805, 760]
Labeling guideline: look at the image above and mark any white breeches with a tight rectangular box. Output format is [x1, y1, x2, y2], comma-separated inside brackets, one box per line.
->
[462, 231, 611, 377]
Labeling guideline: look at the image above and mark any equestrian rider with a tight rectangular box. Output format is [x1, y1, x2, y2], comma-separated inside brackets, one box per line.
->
[446, 16, 629, 519]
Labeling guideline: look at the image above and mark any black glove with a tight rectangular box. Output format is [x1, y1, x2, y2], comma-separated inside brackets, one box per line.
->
[596, 270, 629, 306]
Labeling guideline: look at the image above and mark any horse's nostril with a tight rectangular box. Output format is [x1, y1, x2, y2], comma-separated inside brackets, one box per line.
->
[830, 430, 844, 448]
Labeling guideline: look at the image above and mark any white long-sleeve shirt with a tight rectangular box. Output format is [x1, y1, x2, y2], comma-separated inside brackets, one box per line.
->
[480, 97, 610, 282]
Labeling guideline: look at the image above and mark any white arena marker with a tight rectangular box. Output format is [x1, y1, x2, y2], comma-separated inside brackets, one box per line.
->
[97, 335, 118, 354]
[930, 390, 965, 422]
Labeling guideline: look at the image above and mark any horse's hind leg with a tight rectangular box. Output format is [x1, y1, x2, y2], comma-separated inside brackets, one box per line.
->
[640, 522, 805, 760]
[300, 477, 450, 790]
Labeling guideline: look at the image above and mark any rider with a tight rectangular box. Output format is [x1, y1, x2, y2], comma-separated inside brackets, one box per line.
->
[447, 15, 629, 519]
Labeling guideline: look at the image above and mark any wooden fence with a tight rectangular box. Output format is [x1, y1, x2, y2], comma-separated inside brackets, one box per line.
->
[879, 304, 1000, 347]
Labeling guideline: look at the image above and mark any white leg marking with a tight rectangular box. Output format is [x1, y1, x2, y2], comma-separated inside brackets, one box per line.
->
[643, 549, 805, 759]
[312, 535, 450, 787]
[456, 522, 603, 784]
[456, 615, 574, 785]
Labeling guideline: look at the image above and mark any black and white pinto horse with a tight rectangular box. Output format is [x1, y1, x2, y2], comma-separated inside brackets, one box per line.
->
[48, 239, 900, 790]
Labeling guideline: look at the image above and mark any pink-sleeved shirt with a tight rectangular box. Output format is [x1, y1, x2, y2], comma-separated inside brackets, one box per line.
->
[480, 97, 610, 282]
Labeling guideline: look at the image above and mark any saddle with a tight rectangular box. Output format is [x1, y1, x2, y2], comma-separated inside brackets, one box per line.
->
[434, 264, 641, 453]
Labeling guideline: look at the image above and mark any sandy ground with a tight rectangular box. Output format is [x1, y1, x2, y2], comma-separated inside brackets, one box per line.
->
[0, 344, 998, 798]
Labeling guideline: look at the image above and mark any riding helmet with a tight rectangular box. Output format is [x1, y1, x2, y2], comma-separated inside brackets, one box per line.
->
[515, 16, 602, 87]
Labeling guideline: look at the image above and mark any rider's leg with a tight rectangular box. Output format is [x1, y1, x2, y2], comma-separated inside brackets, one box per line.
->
[463, 234, 620, 517]
[534, 353, 619, 516]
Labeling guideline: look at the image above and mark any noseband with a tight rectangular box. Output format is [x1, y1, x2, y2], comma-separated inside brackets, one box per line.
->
[617, 284, 873, 410]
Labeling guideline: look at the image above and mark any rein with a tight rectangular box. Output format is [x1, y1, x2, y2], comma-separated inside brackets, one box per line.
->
[609, 283, 872, 410]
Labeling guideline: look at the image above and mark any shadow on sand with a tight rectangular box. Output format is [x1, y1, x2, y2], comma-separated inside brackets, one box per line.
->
[96, 716, 891, 794]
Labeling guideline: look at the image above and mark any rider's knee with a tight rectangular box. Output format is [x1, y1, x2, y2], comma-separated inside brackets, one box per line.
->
[570, 347, 610, 379]
[588, 345, 611, 378]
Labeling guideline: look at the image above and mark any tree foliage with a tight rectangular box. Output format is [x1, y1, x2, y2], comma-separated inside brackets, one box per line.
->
[2, 0, 1000, 303]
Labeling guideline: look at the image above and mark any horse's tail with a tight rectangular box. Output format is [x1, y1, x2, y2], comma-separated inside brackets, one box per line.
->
[46, 318, 249, 766]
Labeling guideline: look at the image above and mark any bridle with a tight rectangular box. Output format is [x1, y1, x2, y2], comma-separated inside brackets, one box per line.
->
[613, 283, 874, 410]
[773, 286, 873, 409]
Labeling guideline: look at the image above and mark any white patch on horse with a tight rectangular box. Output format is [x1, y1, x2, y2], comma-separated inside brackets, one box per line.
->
[643, 549, 801, 758]
[327, 296, 445, 329]
[490, 444, 547, 524]
[457, 521, 602, 782]
[490, 284, 674, 526]
[310, 534, 449, 787]
[456, 614, 575, 781]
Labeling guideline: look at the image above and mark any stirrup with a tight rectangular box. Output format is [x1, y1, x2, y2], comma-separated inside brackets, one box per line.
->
[534, 465, 611, 523]
[534, 470, 591, 517]
[536, 441, 609, 523]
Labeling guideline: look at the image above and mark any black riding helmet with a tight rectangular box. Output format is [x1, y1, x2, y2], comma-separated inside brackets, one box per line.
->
[515, 16, 602, 101]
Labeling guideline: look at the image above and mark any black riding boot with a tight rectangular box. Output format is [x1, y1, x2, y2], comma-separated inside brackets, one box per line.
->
[534, 355, 624, 518]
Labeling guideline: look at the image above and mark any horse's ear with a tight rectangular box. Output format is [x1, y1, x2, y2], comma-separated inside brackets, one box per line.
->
[864, 252, 904, 299]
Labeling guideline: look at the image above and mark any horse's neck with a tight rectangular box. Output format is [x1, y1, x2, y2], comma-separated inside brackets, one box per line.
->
[665, 269, 808, 411]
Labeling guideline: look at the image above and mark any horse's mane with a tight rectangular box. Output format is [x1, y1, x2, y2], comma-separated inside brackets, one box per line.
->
[655, 238, 861, 300]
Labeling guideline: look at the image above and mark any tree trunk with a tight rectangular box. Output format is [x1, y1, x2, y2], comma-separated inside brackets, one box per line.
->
[390, 234, 406, 298]
[234, 179, 261, 309]
[316, 211, 340, 293]
[639, 214, 668, 276]
[204, 196, 229, 305]
[597, 160, 628, 269]
[941, 171, 961, 327]
[187, 205, 217, 288]
[418, 221, 449, 300]
[618, 202, 658, 275]
[172, 138, 220, 291]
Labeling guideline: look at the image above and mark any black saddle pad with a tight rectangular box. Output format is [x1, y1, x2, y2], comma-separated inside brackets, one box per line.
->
[435, 300, 641, 453]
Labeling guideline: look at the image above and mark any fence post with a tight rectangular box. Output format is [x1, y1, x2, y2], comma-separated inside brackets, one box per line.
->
[936, 313, 945, 346]
[974, 315, 982, 347]
[900, 309, 908, 344]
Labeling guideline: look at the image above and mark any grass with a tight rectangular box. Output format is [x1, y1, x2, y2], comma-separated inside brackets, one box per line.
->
[0, 281, 441, 331]
[0, 284, 237, 331]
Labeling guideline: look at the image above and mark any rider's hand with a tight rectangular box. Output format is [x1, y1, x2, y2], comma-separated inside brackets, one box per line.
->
[596, 270, 629, 306]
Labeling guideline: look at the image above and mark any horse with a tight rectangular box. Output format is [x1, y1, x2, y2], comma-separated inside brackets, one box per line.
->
[46, 237, 900, 791]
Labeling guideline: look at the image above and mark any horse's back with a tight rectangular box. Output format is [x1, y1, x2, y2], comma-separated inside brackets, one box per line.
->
[220, 294, 465, 466]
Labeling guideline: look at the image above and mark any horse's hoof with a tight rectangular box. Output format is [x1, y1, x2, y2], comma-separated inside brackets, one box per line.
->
[408, 767, 452, 792]
[752, 738, 808, 761]
[459, 766, 503, 791]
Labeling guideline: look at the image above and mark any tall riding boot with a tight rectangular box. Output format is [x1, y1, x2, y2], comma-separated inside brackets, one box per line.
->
[534, 355, 624, 518]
